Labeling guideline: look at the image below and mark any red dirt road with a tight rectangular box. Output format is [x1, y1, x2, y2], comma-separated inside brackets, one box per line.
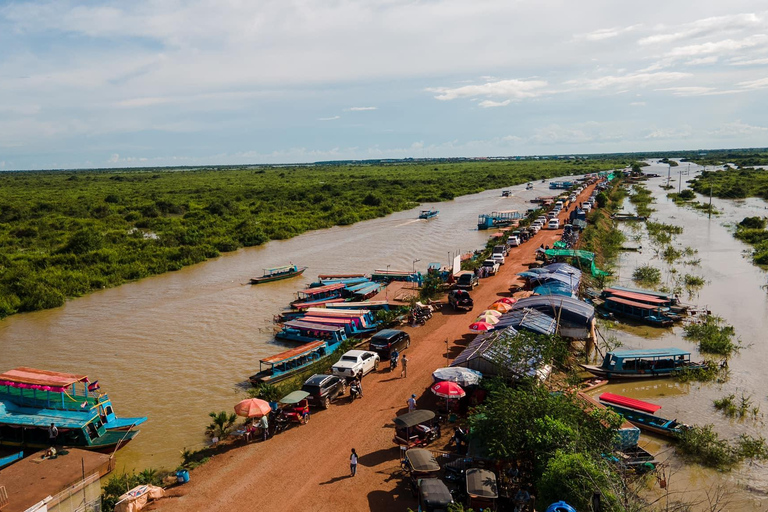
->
[156, 184, 597, 511]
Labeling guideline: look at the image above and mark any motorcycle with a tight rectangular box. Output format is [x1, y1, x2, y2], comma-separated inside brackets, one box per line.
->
[390, 354, 399, 371]
[350, 382, 362, 400]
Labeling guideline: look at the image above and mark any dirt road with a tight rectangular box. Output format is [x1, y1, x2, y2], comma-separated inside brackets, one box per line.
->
[157, 184, 597, 511]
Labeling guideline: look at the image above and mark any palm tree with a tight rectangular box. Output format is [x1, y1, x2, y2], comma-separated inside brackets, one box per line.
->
[206, 411, 237, 439]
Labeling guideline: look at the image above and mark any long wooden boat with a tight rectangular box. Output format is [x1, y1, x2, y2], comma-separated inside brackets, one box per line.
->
[250, 265, 307, 284]
[599, 399, 689, 438]
[581, 348, 706, 380]
[419, 208, 439, 219]
[248, 339, 342, 385]
[291, 283, 346, 308]
[600, 296, 675, 327]
[0, 367, 146, 432]
[275, 320, 348, 344]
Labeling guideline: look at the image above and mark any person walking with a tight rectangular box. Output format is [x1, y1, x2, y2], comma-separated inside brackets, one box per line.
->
[401, 355, 408, 378]
[407, 394, 416, 412]
[48, 422, 58, 448]
[350, 448, 358, 477]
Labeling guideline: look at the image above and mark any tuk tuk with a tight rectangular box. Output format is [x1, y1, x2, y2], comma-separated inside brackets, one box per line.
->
[279, 390, 311, 425]
[402, 448, 440, 495]
[393, 409, 439, 448]
[466, 468, 498, 511]
[418, 478, 454, 512]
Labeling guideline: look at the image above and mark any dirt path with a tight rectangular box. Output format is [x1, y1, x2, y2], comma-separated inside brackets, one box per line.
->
[156, 184, 597, 511]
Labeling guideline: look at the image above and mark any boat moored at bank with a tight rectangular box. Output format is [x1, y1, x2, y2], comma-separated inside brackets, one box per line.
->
[580, 349, 705, 379]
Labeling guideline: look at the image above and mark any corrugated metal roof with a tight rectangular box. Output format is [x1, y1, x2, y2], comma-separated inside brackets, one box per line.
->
[494, 308, 557, 335]
[512, 295, 595, 325]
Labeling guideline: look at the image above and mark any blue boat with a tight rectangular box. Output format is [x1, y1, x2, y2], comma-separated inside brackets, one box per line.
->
[580, 348, 706, 380]
[599, 295, 675, 327]
[276, 320, 348, 344]
[0, 450, 23, 469]
[248, 339, 343, 385]
[599, 401, 689, 439]
[0, 367, 146, 432]
[419, 208, 439, 219]
[477, 210, 522, 230]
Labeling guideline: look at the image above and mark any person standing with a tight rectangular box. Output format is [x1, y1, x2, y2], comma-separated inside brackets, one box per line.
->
[259, 414, 269, 441]
[350, 448, 358, 477]
[48, 422, 58, 447]
[401, 355, 408, 378]
[407, 394, 416, 412]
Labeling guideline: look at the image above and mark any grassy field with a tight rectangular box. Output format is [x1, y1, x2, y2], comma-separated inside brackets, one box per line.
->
[0, 160, 623, 318]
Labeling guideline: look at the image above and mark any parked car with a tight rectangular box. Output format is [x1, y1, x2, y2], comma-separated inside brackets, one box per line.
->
[507, 235, 521, 247]
[301, 374, 346, 409]
[536, 216, 547, 224]
[548, 218, 560, 230]
[331, 350, 380, 380]
[369, 329, 411, 360]
[582, 202, 592, 212]
[455, 270, 479, 289]
[492, 245, 508, 257]
[529, 223, 541, 233]
[482, 259, 500, 275]
[490, 253, 505, 265]
[448, 289, 474, 311]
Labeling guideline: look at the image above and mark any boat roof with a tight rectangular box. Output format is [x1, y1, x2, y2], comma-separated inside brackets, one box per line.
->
[261, 341, 327, 364]
[605, 296, 661, 310]
[465, 468, 498, 498]
[609, 348, 690, 358]
[405, 448, 440, 472]
[305, 307, 370, 317]
[603, 289, 669, 304]
[282, 320, 347, 333]
[394, 409, 435, 428]
[264, 265, 297, 273]
[298, 283, 346, 296]
[317, 274, 366, 279]
[301, 316, 355, 325]
[0, 400, 97, 429]
[610, 285, 671, 300]
[0, 367, 88, 390]
[599, 393, 662, 414]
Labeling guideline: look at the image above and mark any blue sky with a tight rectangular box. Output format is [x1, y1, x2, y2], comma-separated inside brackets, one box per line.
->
[1, 0, 767, 170]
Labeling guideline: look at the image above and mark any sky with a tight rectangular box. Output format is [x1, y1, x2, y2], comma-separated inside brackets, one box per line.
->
[1, 0, 767, 170]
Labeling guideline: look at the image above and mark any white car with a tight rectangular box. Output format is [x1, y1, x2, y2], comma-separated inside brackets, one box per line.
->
[507, 236, 521, 247]
[491, 253, 505, 265]
[331, 350, 380, 379]
[548, 218, 560, 230]
[529, 222, 542, 233]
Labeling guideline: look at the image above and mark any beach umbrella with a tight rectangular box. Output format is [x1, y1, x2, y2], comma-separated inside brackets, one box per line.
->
[489, 302, 512, 313]
[475, 314, 499, 324]
[432, 367, 483, 387]
[479, 309, 503, 318]
[431, 381, 466, 399]
[469, 321, 494, 331]
[234, 398, 272, 419]
[496, 297, 517, 305]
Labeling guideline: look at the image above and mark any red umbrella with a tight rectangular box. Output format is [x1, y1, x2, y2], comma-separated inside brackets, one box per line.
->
[469, 321, 493, 331]
[431, 381, 466, 399]
[496, 297, 517, 305]
[234, 398, 272, 418]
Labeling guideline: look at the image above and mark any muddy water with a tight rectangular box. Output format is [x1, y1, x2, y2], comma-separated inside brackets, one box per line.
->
[0, 177, 565, 471]
[594, 161, 768, 508]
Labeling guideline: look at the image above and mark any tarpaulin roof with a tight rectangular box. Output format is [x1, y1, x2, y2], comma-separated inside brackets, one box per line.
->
[282, 320, 347, 332]
[261, 341, 327, 364]
[603, 289, 669, 305]
[513, 295, 595, 325]
[543, 263, 583, 278]
[533, 282, 574, 297]
[452, 327, 552, 381]
[394, 409, 435, 428]
[605, 296, 660, 310]
[0, 367, 88, 391]
[298, 283, 346, 296]
[543, 249, 610, 277]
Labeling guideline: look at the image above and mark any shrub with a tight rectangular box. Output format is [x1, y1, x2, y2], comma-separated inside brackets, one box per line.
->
[683, 315, 740, 355]
[676, 425, 738, 468]
[632, 265, 660, 285]
[738, 216, 767, 230]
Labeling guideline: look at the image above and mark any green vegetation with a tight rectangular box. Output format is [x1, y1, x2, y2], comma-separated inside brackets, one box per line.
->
[206, 411, 237, 439]
[580, 181, 626, 267]
[683, 315, 741, 355]
[645, 221, 682, 245]
[674, 360, 726, 383]
[733, 216, 768, 265]
[102, 469, 166, 512]
[713, 393, 760, 419]
[632, 265, 661, 286]
[628, 184, 654, 217]
[676, 425, 768, 469]
[683, 274, 706, 288]
[659, 158, 679, 167]
[0, 161, 620, 319]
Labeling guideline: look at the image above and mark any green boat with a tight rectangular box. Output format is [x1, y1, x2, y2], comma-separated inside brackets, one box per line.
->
[250, 265, 307, 284]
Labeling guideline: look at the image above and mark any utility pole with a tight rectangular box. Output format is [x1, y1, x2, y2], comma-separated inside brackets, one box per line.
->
[709, 178, 713, 219]
[678, 166, 682, 194]
[667, 163, 671, 188]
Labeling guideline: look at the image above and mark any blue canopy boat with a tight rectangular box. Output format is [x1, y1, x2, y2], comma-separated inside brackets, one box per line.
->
[0, 367, 146, 432]
[580, 348, 706, 379]
[599, 295, 675, 326]
[599, 393, 689, 438]
[249, 339, 342, 385]
[250, 264, 307, 284]
[276, 320, 348, 344]
[419, 208, 439, 219]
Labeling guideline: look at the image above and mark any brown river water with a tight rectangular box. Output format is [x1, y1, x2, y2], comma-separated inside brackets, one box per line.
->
[594, 161, 768, 508]
[0, 177, 561, 472]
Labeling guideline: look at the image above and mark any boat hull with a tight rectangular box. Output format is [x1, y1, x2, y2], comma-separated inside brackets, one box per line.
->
[250, 267, 307, 284]
[580, 364, 703, 380]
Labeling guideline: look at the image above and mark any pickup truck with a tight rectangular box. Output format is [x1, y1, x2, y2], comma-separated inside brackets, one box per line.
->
[448, 289, 474, 311]
[492, 245, 508, 257]
[482, 259, 500, 275]
[455, 270, 479, 289]
[331, 350, 380, 380]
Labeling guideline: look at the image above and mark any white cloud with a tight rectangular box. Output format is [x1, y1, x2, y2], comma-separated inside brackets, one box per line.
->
[708, 120, 768, 137]
[565, 72, 690, 90]
[685, 56, 719, 66]
[345, 106, 377, 111]
[739, 77, 768, 89]
[576, 24, 641, 42]
[655, 86, 716, 96]
[630, 102, 646, 106]
[638, 13, 765, 46]
[318, 115, 340, 121]
[108, 153, 119, 163]
[478, 100, 511, 108]
[644, 126, 692, 139]
[729, 57, 768, 66]
[667, 35, 768, 58]
[427, 79, 549, 101]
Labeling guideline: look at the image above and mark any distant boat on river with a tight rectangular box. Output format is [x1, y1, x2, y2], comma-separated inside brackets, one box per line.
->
[419, 209, 439, 219]
[250, 264, 307, 284]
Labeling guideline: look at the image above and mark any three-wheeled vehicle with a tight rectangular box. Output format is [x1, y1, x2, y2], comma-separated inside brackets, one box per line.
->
[418, 478, 454, 512]
[279, 390, 311, 425]
[393, 410, 439, 448]
[466, 468, 498, 511]
[402, 448, 441, 495]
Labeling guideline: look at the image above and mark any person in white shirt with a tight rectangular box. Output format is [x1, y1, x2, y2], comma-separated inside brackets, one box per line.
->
[350, 448, 358, 476]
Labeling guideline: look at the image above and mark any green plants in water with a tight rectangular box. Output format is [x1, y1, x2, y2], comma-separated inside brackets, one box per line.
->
[661, 245, 682, 263]
[674, 360, 726, 383]
[632, 265, 661, 286]
[683, 274, 706, 288]
[683, 315, 741, 355]
[713, 393, 760, 419]
[628, 184, 655, 217]
[736, 434, 768, 461]
[676, 424, 739, 469]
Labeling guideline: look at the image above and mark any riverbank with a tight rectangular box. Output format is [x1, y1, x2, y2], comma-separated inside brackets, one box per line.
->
[149, 183, 603, 511]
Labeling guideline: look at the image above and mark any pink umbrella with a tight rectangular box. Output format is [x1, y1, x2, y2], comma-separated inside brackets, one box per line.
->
[234, 398, 272, 419]
[469, 321, 494, 331]
[496, 297, 517, 305]
[431, 380, 466, 399]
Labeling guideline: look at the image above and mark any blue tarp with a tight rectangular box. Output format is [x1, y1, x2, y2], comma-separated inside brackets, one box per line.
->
[533, 282, 574, 297]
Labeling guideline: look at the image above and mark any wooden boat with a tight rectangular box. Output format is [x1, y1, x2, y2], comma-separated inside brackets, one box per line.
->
[600, 295, 675, 327]
[526, 183, 533, 190]
[599, 394, 689, 438]
[248, 339, 342, 385]
[581, 348, 706, 380]
[275, 320, 348, 344]
[477, 210, 521, 230]
[501, 190, 511, 197]
[0, 450, 23, 469]
[291, 283, 346, 308]
[419, 209, 439, 219]
[611, 213, 647, 222]
[250, 265, 307, 284]
[0, 367, 146, 432]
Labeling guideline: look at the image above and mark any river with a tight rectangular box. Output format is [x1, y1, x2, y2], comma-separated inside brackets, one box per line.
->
[594, 160, 768, 508]
[0, 177, 561, 471]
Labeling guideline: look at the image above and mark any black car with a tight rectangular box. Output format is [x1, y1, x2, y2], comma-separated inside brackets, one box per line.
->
[369, 329, 410, 359]
[301, 374, 346, 409]
[448, 289, 474, 311]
